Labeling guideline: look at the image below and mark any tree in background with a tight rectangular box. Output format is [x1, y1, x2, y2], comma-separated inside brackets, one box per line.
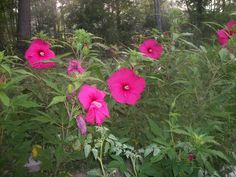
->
[17, 0, 31, 54]
[31, 0, 58, 38]
[63, 0, 143, 44]
[154, 0, 162, 31]
[0, 0, 17, 52]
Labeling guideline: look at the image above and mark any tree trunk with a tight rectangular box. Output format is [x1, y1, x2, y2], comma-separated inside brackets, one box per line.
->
[115, 0, 121, 40]
[154, 0, 162, 32]
[17, 0, 31, 54]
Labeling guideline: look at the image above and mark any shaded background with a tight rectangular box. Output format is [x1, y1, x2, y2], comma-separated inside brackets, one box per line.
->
[0, 0, 236, 53]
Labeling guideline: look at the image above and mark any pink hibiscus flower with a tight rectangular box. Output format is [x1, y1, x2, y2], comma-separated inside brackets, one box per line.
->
[76, 116, 87, 136]
[78, 84, 110, 126]
[107, 68, 146, 105]
[68, 59, 85, 76]
[25, 39, 56, 69]
[139, 39, 163, 60]
[226, 20, 236, 35]
[217, 29, 230, 48]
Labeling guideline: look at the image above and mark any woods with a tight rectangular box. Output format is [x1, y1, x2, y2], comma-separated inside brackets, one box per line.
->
[0, 0, 235, 51]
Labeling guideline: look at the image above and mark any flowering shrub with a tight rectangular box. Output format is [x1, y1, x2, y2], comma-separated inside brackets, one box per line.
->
[217, 20, 236, 48]
[0, 25, 236, 177]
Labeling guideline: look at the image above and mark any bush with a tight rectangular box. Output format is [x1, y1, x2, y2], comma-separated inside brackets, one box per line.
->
[0, 25, 235, 177]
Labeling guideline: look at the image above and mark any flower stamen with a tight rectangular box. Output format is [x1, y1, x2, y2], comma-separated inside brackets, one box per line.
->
[123, 85, 130, 91]
[39, 51, 45, 56]
[92, 101, 102, 108]
[148, 48, 153, 53]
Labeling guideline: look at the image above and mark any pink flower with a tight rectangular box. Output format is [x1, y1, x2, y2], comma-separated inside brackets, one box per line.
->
[25, 39, 56, 69]
[226, 20, 236, 35]
[78, 85, 110, 126]
[217, 29, 229, 48]
[107, 68, 146, 105]
[68, 60, 85, 76]
[139, 39, 163, 60]
[76, 116, 87, 135]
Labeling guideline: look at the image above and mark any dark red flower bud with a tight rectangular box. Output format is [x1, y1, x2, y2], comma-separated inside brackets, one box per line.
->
[188, 153, 195, 161]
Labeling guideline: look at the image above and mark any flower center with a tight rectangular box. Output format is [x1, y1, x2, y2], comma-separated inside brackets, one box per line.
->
[92, 101, 102, 108]
[123, 84, 130, 91]
[39, 51, 45, 56]
[72, 65, 78, 70]
[148, 48, 153, 53]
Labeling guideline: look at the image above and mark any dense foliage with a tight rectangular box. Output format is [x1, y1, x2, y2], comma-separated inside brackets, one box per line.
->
[0, 16, 236, 176]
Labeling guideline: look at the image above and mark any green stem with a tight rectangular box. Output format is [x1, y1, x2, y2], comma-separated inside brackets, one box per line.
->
[98, 158, 107, 177]
[131, 157, 138, 177]
[98, 138, 107, 177]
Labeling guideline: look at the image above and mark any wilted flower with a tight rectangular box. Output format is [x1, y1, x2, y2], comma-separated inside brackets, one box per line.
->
[68, 59, 85, 76]
[226, 20, 236, 35]
[76, 116, 87, 135]
[217, 29, 229, 48]
[24, 156, 41, 172]
[107, 68, 146, 105]
[25, 39, 56, 69]
[78, 85, 110, 126]
[139, 39, 163, 60]
[217, 20, 236, 48]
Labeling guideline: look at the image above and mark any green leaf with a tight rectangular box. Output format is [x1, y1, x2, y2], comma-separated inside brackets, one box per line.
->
[87, 168, 102, 176]
[92, 148, 98, 160]
[171, 129, 189, 136]
[84, 144, 91, 158]
[4, 75, 28, 89]
[31, 116, 56, 124]
[219, 48, 228, 61]
[147, 118, 162, 137]
[104, 142, 110, 154]
[55, 145, 64, 166]
[73, 139, 81, 151]
[43, 79, 62, 94]
[206, 149, 229, 162]
[151, 152, 165, 163]
[144, 146, 153, 157]
[48, 96, 66, 107]
[12, 94, 40, 108]
[14, 69, 37, 78]
[0, 91, 10, 106]
[109, 155, 127, 173]
[1, 64, 11, 75]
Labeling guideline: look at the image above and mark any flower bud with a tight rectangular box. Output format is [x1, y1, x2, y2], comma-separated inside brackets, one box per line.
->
[76, 116, 87, 136]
